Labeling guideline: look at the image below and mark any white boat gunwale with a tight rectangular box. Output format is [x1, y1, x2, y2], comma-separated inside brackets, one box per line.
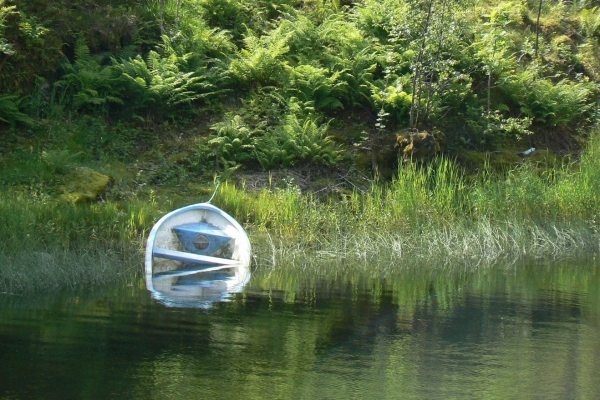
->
[152, 247, 242, 265]
[152, 263, 240, 279]
[145, 202, 250, 275]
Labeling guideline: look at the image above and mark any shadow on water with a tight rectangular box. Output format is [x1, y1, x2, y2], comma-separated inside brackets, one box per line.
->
[1, 254, 599, 399]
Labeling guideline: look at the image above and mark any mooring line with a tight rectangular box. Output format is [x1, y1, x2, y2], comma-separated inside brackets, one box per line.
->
[206, 175, 221, 204]
[0, 292, 21, 296]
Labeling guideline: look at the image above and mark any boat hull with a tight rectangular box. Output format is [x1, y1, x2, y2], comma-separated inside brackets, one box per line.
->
[145, 203, 251, 307]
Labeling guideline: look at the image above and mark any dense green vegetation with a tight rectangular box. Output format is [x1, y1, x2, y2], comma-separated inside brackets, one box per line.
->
[3, 0, 600, 165]
[1, 0, 600, 291]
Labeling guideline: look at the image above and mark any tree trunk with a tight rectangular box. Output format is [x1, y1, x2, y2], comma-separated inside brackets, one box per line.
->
[423, 0, 450, 125]
[159, 0, 165, 36]
[410, 0, 434, 129]
[535, 0, 542, 57]
[176, 0, 182, 30]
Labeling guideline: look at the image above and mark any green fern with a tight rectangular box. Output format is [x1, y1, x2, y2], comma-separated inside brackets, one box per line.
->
[256, 114, 341, 169]
[0, 1, 16, 56]
[206, 114, 256, 168]
[0, 94, 33, 126]
[117, 43, 224, 117]
[501, 72, 594, 126]
[581, 7, 600, 38]
[165, 20, 234, 64]
[280, 11, 385, 108]
[285, 64, 348, 111]
[229, 30, 290, 86]
[55, 37, 124, 113]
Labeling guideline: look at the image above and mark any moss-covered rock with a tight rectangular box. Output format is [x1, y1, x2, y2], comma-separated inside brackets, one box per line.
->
[396, 130, 441, 162]
[61, 167, 113, 203]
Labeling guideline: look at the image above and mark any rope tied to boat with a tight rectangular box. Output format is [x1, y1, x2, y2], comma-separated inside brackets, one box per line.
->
[207, 175, 221, 204]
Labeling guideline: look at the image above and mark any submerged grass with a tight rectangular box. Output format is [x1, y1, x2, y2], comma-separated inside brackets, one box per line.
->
[0, 189, 158, 293]
[0, 246, 141, 294]
[2, 132, 600, 292]
[249, 220, 598, 276]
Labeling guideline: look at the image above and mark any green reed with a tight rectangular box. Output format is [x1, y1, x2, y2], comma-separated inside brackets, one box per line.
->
[0, 190, 157, 252]
[216, 133, 600, 267]
[0, 188, 160, 293]
[470, 135, 600, 224]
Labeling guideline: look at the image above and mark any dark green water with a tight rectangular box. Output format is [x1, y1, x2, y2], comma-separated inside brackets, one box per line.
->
[1, 258, 600, 399]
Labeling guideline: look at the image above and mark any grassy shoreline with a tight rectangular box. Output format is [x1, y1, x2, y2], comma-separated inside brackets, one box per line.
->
[1, 133, 600, 293]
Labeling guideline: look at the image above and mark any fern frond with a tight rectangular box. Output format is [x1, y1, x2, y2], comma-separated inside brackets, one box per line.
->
[0, 94, 33, 126]
[230, 30, 291, 86]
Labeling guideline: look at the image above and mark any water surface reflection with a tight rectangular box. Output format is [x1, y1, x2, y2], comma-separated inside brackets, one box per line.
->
[0, 258, 599, 399]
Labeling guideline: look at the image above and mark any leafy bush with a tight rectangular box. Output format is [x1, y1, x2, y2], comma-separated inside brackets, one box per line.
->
[370, 75, 413, 125]
[352, 0, 399, 40]
[198, 0, 244, 30]
[488, 0, 528, 28]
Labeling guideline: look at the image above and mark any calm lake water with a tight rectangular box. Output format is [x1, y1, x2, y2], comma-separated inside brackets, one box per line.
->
[1, 257, 599, 399]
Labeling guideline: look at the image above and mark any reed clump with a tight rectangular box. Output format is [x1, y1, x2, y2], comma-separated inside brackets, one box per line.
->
[0, 190, 157, 250]
[217, 133, 600, 269]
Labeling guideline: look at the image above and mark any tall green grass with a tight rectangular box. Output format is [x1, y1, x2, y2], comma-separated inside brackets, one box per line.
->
[216, 133, 600, 268]
[0, 189, 159, 293]
[0, 190, 156, 251]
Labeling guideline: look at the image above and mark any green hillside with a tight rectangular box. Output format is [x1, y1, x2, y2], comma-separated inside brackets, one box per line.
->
[2, 0, 600, 176]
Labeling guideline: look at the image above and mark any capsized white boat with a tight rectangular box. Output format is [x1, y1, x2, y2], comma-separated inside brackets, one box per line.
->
[145, 203, 251, 307]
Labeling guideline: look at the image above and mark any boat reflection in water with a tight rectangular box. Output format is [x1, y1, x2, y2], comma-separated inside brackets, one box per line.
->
[147, 262, 250, 308]
[145, 203, 251, 308]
